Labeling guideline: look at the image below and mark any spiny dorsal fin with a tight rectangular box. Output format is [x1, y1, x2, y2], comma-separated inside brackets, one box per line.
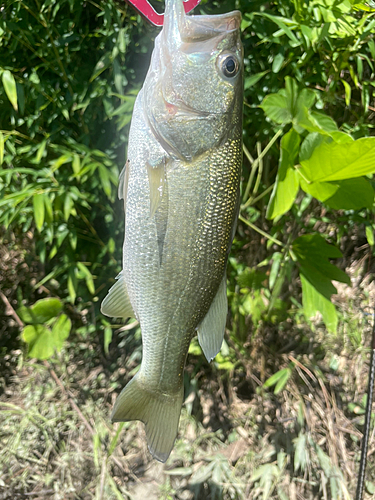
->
[101, 271, 135, 319]
[197, 275, 228, 362]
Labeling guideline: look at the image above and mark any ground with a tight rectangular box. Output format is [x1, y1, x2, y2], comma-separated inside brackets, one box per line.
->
[1, 237, 375, 500]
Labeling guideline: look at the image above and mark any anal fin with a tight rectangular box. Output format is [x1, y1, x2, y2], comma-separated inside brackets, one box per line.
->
[197, 275, 228, 362]
[101, 271, 135, 319]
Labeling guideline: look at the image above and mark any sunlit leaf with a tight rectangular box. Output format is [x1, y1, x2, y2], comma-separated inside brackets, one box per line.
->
[267, 128, 300, 219]
[18, 297, 63, 324]
[2, 70, 18, 111]
[299, 137, 375, 182]
[33, 193, 45, 231]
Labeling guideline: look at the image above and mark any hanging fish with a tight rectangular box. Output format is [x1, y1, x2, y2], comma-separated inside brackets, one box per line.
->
[101, 0, 243, 462]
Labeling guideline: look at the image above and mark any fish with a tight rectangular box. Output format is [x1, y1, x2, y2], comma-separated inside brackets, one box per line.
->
[101, 0, 243, 462]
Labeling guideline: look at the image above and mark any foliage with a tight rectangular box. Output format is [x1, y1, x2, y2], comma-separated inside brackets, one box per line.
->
[1, 0, 375, 498]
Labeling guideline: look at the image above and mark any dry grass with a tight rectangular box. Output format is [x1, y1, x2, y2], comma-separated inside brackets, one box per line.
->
[1, 238, 375, 499]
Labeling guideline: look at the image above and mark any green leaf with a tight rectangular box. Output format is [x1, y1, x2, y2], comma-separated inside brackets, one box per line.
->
[267, 128, 300, 219]
[244, 71, 269, 90]
[293, 234, 349, 332]
[51, 314, 71, 350]
[0, 131, 4, 165]
[64, 193, 74, 221]
[35, 140, 47, 163]
[323, 178, 374, 210]
[300, 273, 338, 332]
[2, 70, 18, 111]
[77, 262, 95, 294]
[263, 367, 290, 389]
[274, 368, 291, 394]
[260, 92, 291, 124]
[293, 234, 350, 294]
[104, 326, 112, 355]
[272, 53, 284, 73]
[33, 193, 45, 231]
[341, 79, 351, 106]
[258, 13, 300, 46]
[22, 325, 55, 360]
[68, 269, 77, 303]
[90, 52, 112, 82]
[22, 314, 70, 360]
[294, 432, 307, 472]
[17, 297, 63, 324]
[366, 226, 374, 247]
[299, 137, 375, 182]
[98, 164, 112, 198]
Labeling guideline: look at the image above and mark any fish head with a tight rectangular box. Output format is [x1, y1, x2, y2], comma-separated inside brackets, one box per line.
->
[144, 0, 243, 161]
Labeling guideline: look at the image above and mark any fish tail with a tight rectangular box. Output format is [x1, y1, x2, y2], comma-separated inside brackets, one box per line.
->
[111, 373, 184, 463]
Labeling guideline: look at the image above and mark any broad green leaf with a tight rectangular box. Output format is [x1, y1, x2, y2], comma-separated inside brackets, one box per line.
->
[33, 193, 45, 231]
[299, 178, 338, 201]
[0, 131, 4, 165]
[22, 325, 55, 360]
[2, 70, 18, 111]
[300, 273, 338, 332]
[267, 128, 300, 219]
[51, 314, 71, 350]
[299, 133, 326, 162]
[293, 234, 350, 297]
[299, 137, 375, 182]
[285, 77, 299, 116]
[323, 178, 374, 209]
[18, 297, 63, 324]
[260, 92, 291, 124]
[293, 234, 349, 332]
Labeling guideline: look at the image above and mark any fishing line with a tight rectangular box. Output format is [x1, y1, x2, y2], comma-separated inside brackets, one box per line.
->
[355, 308, 375, 500]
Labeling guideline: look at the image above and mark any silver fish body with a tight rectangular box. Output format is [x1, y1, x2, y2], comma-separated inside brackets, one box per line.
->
[101, 0, 243, 462]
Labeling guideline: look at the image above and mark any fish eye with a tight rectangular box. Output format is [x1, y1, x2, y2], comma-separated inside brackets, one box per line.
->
[218, 53, 239, 79]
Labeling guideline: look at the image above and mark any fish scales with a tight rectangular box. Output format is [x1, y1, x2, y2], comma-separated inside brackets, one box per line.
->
[101, 0, 243, 462]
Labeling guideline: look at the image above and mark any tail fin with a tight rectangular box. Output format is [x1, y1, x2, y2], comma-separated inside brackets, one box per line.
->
[111, 373, 184, 462]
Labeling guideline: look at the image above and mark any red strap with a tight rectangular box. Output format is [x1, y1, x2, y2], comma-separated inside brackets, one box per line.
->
[125, 0, 201, 26]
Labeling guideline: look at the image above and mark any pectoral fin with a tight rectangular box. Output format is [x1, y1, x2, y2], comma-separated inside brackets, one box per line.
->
[118, 160, 130, 202]
[197, 275, 228, 362]
[101, 271, 135, 319]
[147, 159, 166, 217]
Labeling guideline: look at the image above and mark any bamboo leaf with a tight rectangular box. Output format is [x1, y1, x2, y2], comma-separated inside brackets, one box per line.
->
[2, 70, 18, 111]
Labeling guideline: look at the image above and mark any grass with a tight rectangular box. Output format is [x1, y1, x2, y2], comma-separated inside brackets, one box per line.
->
[1, 240, 375, 499]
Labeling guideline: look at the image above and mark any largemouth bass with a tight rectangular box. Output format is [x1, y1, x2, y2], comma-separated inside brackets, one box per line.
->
[101, 0, 243, 462]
